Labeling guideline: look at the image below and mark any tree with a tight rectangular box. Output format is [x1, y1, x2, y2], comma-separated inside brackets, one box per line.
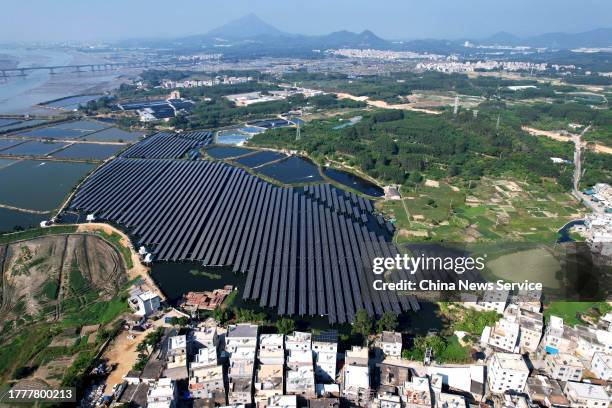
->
[352, 309, 373, 344]
[214, 308, 229, 324]
[275, 318, 296, 335]
[376, 312, 398, 333]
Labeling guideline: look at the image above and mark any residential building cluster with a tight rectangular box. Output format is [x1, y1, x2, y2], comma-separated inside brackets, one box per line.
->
[161, 75, 254, 89]
[325, 48, 446, 61]
[415, 60, 548, 73]
[112, 286, 611, 408]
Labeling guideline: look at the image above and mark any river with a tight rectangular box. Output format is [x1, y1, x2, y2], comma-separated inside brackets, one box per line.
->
[0, 47, 127, 114]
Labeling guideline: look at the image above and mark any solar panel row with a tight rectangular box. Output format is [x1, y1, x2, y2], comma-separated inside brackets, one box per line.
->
[121, 131, 212, 159]
[70, 157, 411, 323]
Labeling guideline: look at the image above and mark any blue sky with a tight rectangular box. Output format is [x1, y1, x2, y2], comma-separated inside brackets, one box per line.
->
[2, 0, 612, 42]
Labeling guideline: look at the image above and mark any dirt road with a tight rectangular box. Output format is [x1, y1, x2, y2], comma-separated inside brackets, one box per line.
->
[522, 126, 612, 155]
[77, 222, 164, 300]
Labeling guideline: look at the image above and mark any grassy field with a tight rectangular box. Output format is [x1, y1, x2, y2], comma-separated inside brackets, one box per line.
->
[0, 225, 78, 245]
[544, 302, 611, 326]
[378, 178, 583, 244]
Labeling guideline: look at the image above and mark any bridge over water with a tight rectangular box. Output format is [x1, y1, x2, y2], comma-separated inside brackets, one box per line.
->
[0, 60, 197, 78]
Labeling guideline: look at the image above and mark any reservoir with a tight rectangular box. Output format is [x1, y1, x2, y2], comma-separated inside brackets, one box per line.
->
[324, 167, 384, 197]
[257, 155, 323, 183]
[0, 159, 95, 212]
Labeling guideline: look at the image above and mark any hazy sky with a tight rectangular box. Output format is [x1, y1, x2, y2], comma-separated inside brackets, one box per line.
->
[2, 0, 612, 43]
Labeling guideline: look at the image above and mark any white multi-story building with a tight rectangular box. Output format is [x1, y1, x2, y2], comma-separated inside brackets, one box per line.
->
[266, 395, 298, 408]
[563, 381, 610, 408]
[130, 290, 161, 316]
[226, 324, 259, 355]
[487, 318, 520, 353]
[545, 353, 584, 382]
[191, 325, 218, 349]
[575, 328, 612, 359]
[167, 335, 188, 369]
[541, 316, 573, 354]
[188, 364, 224, 400]
[312, 331, 338, 382]
[191, 345, 217, 368]
[259, 334, 285, 365]
[518, 310, 543, 353]
[380, 331, 402, 358]
[342, 346, 370, 407]
[436, 393, 467, 408]
[400, 376, 432, 408]
[286, 365, 316, 398]
[226, 324, 258, 406]
[487, 353, 529, 394]
[147, 378, 176, 408]
[286, 331, 312, 352]
[254, 364, 284, 407]
[590, 352, 612, 381]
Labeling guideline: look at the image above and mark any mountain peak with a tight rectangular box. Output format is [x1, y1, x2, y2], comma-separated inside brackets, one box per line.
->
[207, 13, 285, 39]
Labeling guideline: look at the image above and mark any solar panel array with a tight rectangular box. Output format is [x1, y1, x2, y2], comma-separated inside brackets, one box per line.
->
[121, 131, 212, 159]
[70, 155, 417, 323]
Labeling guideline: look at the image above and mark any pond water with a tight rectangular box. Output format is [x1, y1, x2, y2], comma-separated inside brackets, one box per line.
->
[0, 139, 23, 151]
[0, 160, 95, 211]
[150, 262, 246, 303]
[2, 140, 68, 155]
[0, 208, 47, 233]
[258, 156, 323, 184]
[324, 167, 384, 197]
[558, 219, 585, 243]
[80, 127, 143, 142]
[216, 130, 249, 145]
[52, 143, 124, 160]
[233, 151, 287, 168]
[0, 119, 48, 132]
[206, 146, 254, 159]
[18, 127, 92, 139]
[53, 120, 110, 132]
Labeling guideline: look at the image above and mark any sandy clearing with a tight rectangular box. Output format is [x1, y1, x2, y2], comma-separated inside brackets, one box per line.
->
[335, 92, 443, 115]
[522, 126, 612, 155]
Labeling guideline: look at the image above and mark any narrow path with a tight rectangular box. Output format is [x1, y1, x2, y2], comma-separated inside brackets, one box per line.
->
[0, 203, 50, 215]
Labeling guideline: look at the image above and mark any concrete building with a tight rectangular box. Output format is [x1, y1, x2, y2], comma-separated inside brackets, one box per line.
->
[563, 381, 610, 408]
[541, 316, 574, 355]
[380, 331, 402, 358]
[545, 353, 584, 382]
[147, 378, 176, 408]
[312, 331, 338, 382]
[129, 290, 161, 317]
[342, 346, 370, 407]
[525, 376, 570, 408]
[435, 393, 467, 408]
[188, 364, 224, 400]
[286, 331, 312, 352]
[487, 353, 529, 394]
[286, 365, 316, 399]
[378, 361, 411, 388]
[575, 328, 612, 359]
[165, 335, 188, 379]
[487, 318, 520, 353]
[518, 310, 544, 353]
[590, 352, 612, 381]
[259, 334, 285, 365]
[400, 376, 432, 408]
[191, 325, 218, 349]
[226, 324, 259, 355]
[266, 395, 298, 408]
[255, 364, 284, 407]
[228, 377, 253, 406]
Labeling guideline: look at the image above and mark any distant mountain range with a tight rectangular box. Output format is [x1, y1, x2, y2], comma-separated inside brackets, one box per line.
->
[477, 28, 612, 48]
[118, 13, 612, 53]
